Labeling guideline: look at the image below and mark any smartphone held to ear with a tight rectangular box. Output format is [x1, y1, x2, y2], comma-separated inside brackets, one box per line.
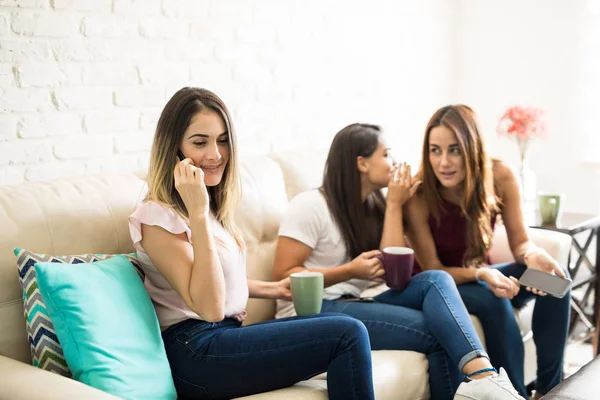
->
[518, 268, 572, 298]
[177, 151, 185, 161]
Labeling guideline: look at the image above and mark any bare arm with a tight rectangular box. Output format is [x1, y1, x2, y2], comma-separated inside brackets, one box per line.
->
[272, 236, 384, 287]
[493, 162, 535, 263]
[140, 158, 226, 322]
[247, 279, 292, 301]
[272, 236, 355, 287]
[141, 213, 226, 322]
[494, 161, 566, 279]
[380, 163, 421, 249]
[380, 203, 406, 249]
[405, 193, 519, 298]
[404, 195, 478, 284]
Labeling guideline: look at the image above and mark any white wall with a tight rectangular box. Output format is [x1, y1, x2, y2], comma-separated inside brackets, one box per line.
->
[453, 0, 600, 215]
[0, 0, 455, 185]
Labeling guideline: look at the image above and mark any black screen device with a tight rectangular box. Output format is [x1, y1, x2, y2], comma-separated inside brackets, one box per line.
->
[518, 268, 572, 298]
[337, 297, 376, 303]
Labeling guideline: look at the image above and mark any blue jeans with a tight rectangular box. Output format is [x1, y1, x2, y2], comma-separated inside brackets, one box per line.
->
[161, 313, 374, 400]
[321, 270, 488, 400]
[457, 262, 571, 396]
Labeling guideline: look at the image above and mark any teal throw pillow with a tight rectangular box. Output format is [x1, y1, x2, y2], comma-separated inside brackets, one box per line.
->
[34, 255, 176, 400]
[14, 248, 144, 377]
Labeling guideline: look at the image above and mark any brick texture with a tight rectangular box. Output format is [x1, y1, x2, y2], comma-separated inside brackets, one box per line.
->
[0, 0, 455, 186]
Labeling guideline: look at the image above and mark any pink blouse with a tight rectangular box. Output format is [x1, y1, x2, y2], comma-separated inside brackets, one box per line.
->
[129, 201, 249, 329]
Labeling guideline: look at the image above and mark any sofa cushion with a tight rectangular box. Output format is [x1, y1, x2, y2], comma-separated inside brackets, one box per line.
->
[34, 255, 176, 400]
[15, 248, 143, 377]
[235, 156, 290, 324]
[234, 350, 429, 400]
[268, 148, 328, 200]
[0, 173, 146, 363]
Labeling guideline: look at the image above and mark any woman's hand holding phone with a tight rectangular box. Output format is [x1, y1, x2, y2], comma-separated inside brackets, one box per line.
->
[174, 156, 209, 217]
[523, 248, 567, 296]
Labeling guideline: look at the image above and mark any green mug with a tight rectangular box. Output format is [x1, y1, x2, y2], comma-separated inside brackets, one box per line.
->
[290, 271, 324, 316]
[538, 193, 564, 224]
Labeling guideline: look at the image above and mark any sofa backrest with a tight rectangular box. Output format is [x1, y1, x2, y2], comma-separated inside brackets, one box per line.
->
[0, 150, 330, 363]
[0, 148, 574, 367]
[268, 148, 329, 200]
[0, 174, 147, 363]
[235, 156, 291, 325]
[239, 150, 328, 324]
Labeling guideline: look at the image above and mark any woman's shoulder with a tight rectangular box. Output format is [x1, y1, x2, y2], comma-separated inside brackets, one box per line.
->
[491, 158, 514, 178]
[405, 191, 430, 218]
[129, 201, 192, 249]
[283, 189, 330, 225]
[491, 159, 519, 196]
[129, 201, 190, 236]
[131, 200, 180, 220]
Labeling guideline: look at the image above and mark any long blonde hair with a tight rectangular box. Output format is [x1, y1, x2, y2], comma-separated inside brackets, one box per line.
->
[418, 105, 499, 266]
[145, 87, 243, 248]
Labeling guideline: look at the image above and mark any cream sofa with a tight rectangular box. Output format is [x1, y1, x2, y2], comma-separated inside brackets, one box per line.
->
[0, 149, 572, 400]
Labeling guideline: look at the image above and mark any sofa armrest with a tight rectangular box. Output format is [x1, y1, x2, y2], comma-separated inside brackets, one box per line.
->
[0, 355, 119, 400]
[488, 225, 572, 266]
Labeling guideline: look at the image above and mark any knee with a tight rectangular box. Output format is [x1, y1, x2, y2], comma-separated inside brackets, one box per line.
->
[420, 269, 455, 288]
[323, 315, 370, 343]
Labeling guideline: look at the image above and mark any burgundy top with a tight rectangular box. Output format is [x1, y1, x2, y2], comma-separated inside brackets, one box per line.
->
[413, 197, 496, 274]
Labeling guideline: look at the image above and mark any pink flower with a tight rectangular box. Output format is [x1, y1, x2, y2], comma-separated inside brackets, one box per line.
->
[497, 105, 547, 142]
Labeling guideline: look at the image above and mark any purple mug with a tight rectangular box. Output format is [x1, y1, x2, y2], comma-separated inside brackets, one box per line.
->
[380, 247, 414, 290]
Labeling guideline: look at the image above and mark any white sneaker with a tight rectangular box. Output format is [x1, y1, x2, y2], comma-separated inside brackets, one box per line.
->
[454, 368, 525, 400]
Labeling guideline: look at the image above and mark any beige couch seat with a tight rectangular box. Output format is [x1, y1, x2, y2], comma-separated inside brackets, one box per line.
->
[0, 151, 572, 400]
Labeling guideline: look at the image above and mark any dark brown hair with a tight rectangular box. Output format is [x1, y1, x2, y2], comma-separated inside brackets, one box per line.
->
[418, 105, 498, 266]
[321, 123, 386, 259]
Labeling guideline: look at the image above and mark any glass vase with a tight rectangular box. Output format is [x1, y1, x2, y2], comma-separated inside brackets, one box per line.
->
[519, 156, 537, 213]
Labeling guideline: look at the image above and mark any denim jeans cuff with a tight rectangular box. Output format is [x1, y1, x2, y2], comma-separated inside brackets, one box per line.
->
[458, 350, 490, 372]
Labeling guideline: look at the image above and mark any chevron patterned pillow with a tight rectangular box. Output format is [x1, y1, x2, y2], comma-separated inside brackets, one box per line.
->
[14, 248, 145, 377]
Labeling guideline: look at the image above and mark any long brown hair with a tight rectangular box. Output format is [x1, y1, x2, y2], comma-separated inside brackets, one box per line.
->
[321, 123, 386, 259]
[419, 105, 498, 266]
[145, 87, 243, 247]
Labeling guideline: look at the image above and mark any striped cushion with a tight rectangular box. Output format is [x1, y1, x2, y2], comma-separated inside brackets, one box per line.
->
[14, 248, 144, 377]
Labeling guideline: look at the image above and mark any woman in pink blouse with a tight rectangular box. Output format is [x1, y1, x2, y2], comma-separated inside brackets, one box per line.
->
[128, 87, 374, 400]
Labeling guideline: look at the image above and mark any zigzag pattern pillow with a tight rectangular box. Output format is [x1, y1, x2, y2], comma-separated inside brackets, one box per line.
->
[14, 248, 145, 377]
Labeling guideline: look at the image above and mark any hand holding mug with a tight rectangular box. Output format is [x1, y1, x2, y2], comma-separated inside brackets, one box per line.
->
[273, 277, 292, 301]
[348, 250, 384, 281]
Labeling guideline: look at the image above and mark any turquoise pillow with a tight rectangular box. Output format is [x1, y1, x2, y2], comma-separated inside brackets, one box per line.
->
[35, 255, 177, 400]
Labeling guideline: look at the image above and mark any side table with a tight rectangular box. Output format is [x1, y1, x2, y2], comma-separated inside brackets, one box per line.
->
[527, 212, 600, 345]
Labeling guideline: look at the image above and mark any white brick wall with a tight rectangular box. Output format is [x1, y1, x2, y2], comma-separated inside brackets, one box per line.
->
[0, 0, 455, 185]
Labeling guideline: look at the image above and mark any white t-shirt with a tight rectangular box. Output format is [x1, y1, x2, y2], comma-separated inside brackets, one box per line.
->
[275, 189, 373, 318]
